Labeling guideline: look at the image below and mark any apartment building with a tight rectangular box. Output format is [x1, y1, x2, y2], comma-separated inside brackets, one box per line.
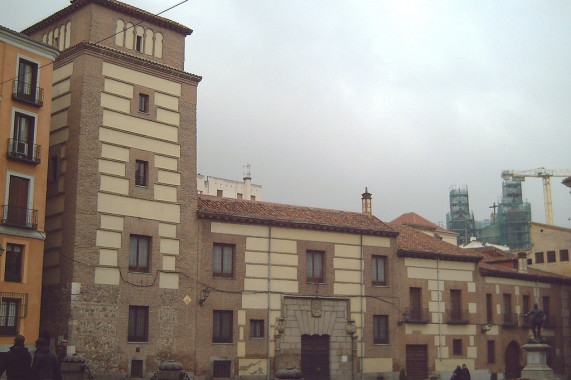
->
[21, 0, 200, 375]
[0, 26, 58, 349]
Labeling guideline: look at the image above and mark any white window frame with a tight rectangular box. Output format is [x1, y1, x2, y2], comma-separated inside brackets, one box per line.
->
[10, 108, 38, 153]
[4, 171, 35, 212]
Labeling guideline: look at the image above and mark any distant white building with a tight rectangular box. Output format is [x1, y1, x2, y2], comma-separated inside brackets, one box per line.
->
[197, 174, 262, 200]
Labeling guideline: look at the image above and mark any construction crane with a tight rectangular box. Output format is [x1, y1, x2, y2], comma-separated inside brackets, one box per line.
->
[501, 168, 571, 225]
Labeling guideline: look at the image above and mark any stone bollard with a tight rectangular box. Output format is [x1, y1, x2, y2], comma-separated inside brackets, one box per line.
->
[156, 360, 186, 380]
[275, 367, 304, 380]
[61, 353, 86, 380]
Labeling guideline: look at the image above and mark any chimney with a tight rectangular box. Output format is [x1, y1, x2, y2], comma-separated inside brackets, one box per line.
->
[517, 252, 528, 273]
[362, 187, 372, 215]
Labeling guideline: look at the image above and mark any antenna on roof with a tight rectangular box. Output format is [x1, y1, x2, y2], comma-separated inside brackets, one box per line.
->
[243, 163, 251, 180]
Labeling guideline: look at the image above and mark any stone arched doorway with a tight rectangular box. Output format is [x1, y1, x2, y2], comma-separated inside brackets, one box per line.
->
[504, 340, 521, 379]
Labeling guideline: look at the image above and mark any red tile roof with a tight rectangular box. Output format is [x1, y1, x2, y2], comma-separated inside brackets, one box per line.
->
[389, 223, 481, 262]
[197, 195, 398, 237]
[479, 262, 571, 284]
[391, 212, 457, 235]
[22, 0, 192, 36]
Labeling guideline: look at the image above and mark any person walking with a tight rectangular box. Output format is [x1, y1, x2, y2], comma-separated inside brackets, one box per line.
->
[451, 366, 462, 380]
[30, 338, 62, 380]
[461, 364, 471, 380]
[0, 335, 32, 380]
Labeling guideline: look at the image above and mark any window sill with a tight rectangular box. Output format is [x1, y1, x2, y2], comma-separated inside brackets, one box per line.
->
[128, 271, 152, 275]
[212, 342, 234, 345]
[213, 276, 236, 280]
[373, 343, 389, 346]
[306, 281, 326, 285]
[250, 337, 265, 340]
[372, 284, 389, 288]
[128, 341, 149, 344]
[138, 111, 149, 115]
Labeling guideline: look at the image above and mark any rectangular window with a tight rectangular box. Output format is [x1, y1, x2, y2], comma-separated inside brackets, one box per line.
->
[250, 319, 264, 338]
[486, 294, 493, 324]
[11, 112, 35, 160]
[4, 244, 23, 283]
[213, 360, 231, 377]
[410, 287, 422, 321]
[373, 315, 388, 344]
[136, 35, 143, 52]
[546, 251, 556, 263]
[306, 250, 324, 282]
[543, 296, 550, 324]
[535, 252, 544, 264]
[138, 93, 149, 113]
[135, 160, 148, 187]
[452, 339, 462, 355]
[0, 299, 19, 336]
[213, 310, 233, 343]
[16, 58, 39, 102]
[487, 340, 496, 363]
[237, 193, 243, 199]
[213, 243, 234, 277]
[560, 249, 569, 262]
[450, 289, 462, 321]
[372, 255, 387, 286]
[217, 189, 223, 197]
[251, 195, 256, 200]
[128, 306, 148, 342]
[503, 294, 512, 324]
[48, 156, 58, 183]
[129, 235, 150, 273]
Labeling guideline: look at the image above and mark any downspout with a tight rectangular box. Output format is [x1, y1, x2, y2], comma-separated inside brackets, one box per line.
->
[267, 225, 272, 380]
[360, 234, 365, 380]
[437, 255, 442, 361]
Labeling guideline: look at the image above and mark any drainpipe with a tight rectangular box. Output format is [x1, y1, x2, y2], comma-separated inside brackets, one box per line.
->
[267, 225, 272, 380]
[437, 255, 442, 361]
[360, 234, 364, 380]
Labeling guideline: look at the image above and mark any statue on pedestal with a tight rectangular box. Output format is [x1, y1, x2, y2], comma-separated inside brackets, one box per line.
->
[522, 303, 545, 343]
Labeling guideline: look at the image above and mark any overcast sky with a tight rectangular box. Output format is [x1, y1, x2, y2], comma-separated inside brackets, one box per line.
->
[3, 0, 570, 228]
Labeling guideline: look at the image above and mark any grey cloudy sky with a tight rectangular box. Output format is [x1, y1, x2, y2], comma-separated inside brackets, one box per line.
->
[3, 0, 570, 227]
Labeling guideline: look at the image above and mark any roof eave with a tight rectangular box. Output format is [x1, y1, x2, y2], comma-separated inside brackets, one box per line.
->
[197, 211, 399, 237]
[479, 268, 571, 285]
[22, 0, 193, 36]
[397, 249, 482, 262]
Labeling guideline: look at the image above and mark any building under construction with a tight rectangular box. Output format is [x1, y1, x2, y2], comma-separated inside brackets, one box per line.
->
[446, 181, 531, 249]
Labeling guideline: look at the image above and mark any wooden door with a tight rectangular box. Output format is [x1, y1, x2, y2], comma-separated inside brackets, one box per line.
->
[7, 176, 29, 226]
[301, 334, 329, 380]
[504, 341, 521, 379]
[406, 345, 428, 380]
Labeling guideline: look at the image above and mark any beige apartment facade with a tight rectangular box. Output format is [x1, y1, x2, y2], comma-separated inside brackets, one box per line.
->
[22, 0, 200, 376]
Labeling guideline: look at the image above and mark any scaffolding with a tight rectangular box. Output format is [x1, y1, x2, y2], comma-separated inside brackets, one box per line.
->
[497, 179, 531, 249]
[446, 186, 476, 245]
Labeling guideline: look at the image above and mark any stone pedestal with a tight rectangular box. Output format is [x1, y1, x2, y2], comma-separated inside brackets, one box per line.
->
[521, 343, 557, 380]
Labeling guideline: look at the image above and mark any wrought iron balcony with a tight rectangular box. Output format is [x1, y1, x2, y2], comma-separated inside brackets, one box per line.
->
[7, 139, 41, 164]
[12, 80, 44, 107]
[403, 308, 430, 324]
[501, 313, 519, 328]
[445, 309, 470, 324]
[2, 205, 38, 229]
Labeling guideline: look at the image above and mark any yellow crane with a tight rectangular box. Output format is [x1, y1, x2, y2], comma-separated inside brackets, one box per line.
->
[501, 168, 571, 225]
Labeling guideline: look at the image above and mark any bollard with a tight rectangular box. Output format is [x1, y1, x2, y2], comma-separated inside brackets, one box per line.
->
[61, 354, 86, 380]
[275, 367, 304, 380]
[156, 360, 186, 380]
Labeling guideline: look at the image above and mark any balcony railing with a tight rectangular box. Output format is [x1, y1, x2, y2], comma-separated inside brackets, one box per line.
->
[7, 139, 41, 164]
[404, 308, 430, 324]
[502, 313, 519, 328]
[12, 80, 44, 107]
[2, 205, 38, 229]
[445, 309, 470, 324]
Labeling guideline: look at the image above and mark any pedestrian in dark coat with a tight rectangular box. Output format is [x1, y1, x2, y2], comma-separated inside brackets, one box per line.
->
[30, 338, 62, 380]
[451, 366, 462, 380]
[0, 335, 32, 380]
[461, 364, 471, 380]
